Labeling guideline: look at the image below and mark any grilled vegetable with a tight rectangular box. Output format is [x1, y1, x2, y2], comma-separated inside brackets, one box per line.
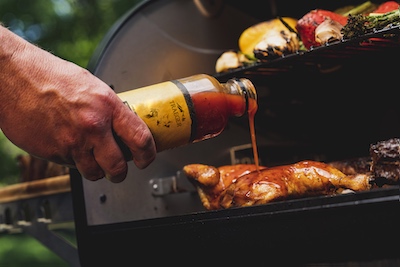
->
[341, 6, 400, 39]
[297, 1, 378, 49]
[296, 9, 347, 49]
[215, 50, 254, 73]
[315, 18, 344, 45]
[238, 17, 299, 60]
[340, 1, 377, 16]
[373, 1, 400, 13]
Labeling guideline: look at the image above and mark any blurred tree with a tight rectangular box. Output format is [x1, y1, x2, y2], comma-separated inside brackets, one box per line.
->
[0, 132, 25, 186]
[0, 0, 142, 67]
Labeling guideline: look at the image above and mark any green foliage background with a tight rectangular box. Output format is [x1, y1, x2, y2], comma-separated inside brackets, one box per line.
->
[0, 0, 142, 265]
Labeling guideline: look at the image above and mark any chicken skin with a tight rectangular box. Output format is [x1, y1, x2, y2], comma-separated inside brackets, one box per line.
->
[183, 160, 372, 210]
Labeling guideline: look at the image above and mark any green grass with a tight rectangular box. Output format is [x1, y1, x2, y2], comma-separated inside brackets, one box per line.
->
[0, 233, 69, 266]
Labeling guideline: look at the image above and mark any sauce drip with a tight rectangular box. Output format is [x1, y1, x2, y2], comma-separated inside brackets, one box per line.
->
[248, 98, 260, 171]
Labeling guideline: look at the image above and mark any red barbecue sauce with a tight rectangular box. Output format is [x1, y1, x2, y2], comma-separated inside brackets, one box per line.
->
[248, 97, 260, 170]
[190, 92, 248, 140]
[191, 90, 260, 170]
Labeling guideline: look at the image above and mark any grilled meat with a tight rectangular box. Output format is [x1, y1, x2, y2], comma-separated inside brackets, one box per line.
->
[321, 138, 400, 187]
[328, 157, 372, 175]
[183, 164, 266, 210]
[370, 138, 400, 184]
[184, 160, 372, 210]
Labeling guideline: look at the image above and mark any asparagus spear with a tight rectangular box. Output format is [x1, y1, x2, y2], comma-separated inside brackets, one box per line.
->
[341, 7, 400, 39]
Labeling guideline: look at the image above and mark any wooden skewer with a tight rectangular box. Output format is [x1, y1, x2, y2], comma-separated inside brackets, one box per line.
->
[0, 175, 70, 204]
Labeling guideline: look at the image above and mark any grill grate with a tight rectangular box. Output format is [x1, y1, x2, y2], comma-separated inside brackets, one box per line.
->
[215, 25, 400, 80]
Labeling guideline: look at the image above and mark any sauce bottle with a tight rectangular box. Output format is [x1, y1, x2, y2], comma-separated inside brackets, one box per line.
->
[117, 74, 257, 152]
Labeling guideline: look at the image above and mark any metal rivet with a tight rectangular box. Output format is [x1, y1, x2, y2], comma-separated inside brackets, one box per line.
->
[100, 194, 107, 203]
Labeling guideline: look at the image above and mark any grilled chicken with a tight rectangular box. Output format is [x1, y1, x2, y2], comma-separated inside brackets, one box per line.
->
[184, 160, 372, 210]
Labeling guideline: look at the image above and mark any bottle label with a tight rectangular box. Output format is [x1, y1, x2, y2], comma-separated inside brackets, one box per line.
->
[117, 81, 194, 152]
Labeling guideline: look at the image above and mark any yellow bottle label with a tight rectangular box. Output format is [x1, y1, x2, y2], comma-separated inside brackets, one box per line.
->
[117, 81, 192, 152]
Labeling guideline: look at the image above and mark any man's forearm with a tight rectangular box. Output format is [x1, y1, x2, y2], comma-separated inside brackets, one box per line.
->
[0, 25, 51, 125]
[0, 25, 25, 65]
[0, 25, 27, 122]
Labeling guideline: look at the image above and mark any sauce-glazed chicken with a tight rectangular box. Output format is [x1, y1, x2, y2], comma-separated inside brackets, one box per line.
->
[183, 160, 372, 210]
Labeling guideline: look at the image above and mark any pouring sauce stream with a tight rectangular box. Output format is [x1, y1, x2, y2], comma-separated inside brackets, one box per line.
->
[248, 98, 260, 171]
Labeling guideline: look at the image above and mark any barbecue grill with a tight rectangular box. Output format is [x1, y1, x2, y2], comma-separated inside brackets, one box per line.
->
[1, 0, 400, 266]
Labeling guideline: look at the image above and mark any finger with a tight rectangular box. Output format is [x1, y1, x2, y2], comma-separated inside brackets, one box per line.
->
[73, 150, 105, 182]
[92, 133, 128, 183]
[113, 105, 156, 169]
[130, 128, 157, 169]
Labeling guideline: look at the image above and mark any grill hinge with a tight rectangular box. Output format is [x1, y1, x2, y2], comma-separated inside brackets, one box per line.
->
[149, 170, 196, 197]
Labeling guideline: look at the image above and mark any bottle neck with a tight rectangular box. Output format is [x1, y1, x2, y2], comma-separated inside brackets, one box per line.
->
[223, 78, 257, 117]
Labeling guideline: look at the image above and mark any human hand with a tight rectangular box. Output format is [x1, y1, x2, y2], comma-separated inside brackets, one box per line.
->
[0, 26, 156, 183]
